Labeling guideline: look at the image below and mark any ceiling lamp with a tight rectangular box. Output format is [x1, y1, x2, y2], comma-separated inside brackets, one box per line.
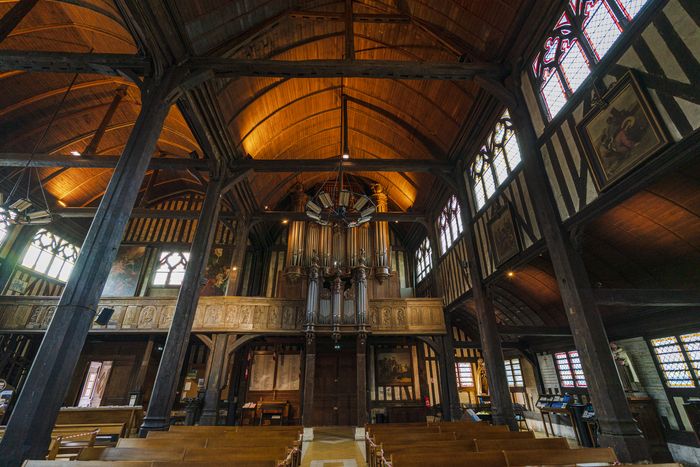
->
[304, 94, 375, 228]
[2, 166, 53, 226]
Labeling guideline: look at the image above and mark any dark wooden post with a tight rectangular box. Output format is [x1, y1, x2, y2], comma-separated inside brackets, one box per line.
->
[454, 167, 518, 430]
[507, 83, 650, 462]
[441, 312, 462, 421]
[140, 176, 223, 435]
[0, 0, 39, 43]
[0, 70, 183, 466]
[302, 332, 316, 426]
[225, 219, 249, 296]
[356, 332, 368, 426]
[129, 336, 155, 405]
[0, 225, 38, 293]
[200, 333, 230, 425]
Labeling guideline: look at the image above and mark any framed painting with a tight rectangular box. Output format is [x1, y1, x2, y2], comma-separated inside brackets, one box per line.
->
[102, 246, 146, 297]
[200, 246, 233, 296]
[577, 71, 670, 191]
[376, 348, 413, 386]
[487, 203, 520, 267]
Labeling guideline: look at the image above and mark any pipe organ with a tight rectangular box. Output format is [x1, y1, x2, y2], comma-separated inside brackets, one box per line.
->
[284, 184, 392, 280]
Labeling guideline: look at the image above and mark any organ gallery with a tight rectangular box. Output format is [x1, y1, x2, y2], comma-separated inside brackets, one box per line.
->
[0, 0, 698, 466]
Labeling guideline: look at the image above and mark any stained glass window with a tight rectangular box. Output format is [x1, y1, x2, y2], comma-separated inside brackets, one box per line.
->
[437, 195, 463, 255]
[469, 110, 522, 210]
[555, 350, 587, 388]
[651, 333, 700, 388]
[505, 358, 524, 387]
[415, 237, 432, 282]
[20, 229, 79, 282]
[456, 361, 475, 388]
[532, 0, 653, 120]
[153, 250, 190, 286]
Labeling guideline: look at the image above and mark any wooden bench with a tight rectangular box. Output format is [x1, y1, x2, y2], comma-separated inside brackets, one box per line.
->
[503, 447, 618, 466]
[475, 437, 570, 452]
[24, 462, 277, 467]
[390, 450, 509, 467]
[56, 406, 143, 436]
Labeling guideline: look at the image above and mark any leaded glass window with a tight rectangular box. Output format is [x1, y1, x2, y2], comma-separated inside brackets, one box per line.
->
[505, 358, 524, 387]
[152, 250, 190, 286]
[20, 229, 79, 282]
[469, 110, 522, 210]
[651, 333, 700, 388]
[437, 195, 463, 255]
[456, 361, 475, 388]
[532, 0, 654, 120]
[415, 237, 432, 282]
[555, 350, 587, 388]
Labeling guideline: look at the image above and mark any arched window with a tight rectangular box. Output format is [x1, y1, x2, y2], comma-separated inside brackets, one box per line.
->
[532, 0, 653, 120]
[415, 237, 432, 282]
[437, 195, 464, 255]
[20, 229, 79, 282]
[469, 110, 522, 210]
[152, 250, 190, 286]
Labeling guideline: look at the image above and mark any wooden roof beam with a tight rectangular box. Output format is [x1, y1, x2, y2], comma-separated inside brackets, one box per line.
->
[289, 11, 410, 23]
[191, 58, 507, 80]
[230, 158, 453, 173]
[251, 211, 427, 224]
[497, 326, 572, 337]
[0, 0, 40, 43]
[594, 289, 700, 307]
[0, 153, 210, 170]
[54, 207, 235, 219]
[0, 50, 150, 75]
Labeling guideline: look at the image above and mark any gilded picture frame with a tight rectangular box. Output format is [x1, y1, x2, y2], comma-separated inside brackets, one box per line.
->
[577, 71, 670, 191]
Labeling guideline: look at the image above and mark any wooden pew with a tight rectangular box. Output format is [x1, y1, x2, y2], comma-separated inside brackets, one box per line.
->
[56, 406, 143, 436]
[119, 437, 299, 449]
[79, 446, 292, 464]
[503, 447, 618, 466]
[390, 450, 508, 467]
[24, 462, 277, 467]
[475, 437, 570, 452]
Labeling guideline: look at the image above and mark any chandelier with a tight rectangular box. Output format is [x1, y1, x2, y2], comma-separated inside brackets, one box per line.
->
[0, 167, 53, 225]
[305, 162, 376, 228]
[304, 93, 375, 228]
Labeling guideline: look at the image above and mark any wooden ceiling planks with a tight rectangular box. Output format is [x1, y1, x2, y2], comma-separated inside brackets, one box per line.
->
[0, 0, 201, 213]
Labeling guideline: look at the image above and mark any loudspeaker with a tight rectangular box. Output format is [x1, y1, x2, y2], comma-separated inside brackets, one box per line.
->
[94, 307, 114, 326]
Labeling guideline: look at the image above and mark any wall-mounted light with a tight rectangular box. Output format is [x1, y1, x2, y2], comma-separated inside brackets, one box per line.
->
[282, 219, 288, 224]
[507, 271, 515, 278]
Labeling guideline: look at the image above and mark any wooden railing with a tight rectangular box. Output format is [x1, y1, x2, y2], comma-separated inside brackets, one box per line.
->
[0, 296, 445, 335]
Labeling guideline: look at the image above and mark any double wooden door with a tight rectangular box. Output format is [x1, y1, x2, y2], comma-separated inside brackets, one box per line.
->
[312, 344, 357, 426]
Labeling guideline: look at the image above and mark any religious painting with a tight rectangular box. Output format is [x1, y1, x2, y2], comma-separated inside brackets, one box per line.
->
[577, 71, 670, 191]
[200, 246, 233, 296]
[487, 203, 520, 267]
[376, 349, 413, 386]
[102, 246, 146, 297]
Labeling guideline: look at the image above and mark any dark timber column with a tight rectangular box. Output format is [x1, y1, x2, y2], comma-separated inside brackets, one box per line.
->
[507, 84, 650, 462]
[441, 312, 462, 421]
[200, 333, 231, 425]
[356, 332, 368, 426]
[140, 176, 224, 435]
[0, 71, 182, 466]
[130, 336, 155, 405]
[302, 332, 316, 426]
[225, 219, 249, 296]
[454, 168, 517, 430]
[0, 225, 38, 293]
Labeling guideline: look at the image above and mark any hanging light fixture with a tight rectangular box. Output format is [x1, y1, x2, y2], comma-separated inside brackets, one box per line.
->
[0, 72, 81, 226]
[304, 94, 375, 228]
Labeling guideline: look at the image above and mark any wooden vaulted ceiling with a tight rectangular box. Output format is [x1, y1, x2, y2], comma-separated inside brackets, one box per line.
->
[0, 0, 202, 212]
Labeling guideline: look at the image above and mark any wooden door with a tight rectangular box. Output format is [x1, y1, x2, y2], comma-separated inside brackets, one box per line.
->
[312, 344, 357, 426]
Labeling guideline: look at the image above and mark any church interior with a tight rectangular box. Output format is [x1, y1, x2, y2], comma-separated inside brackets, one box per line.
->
[0, 0, 698, 466]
